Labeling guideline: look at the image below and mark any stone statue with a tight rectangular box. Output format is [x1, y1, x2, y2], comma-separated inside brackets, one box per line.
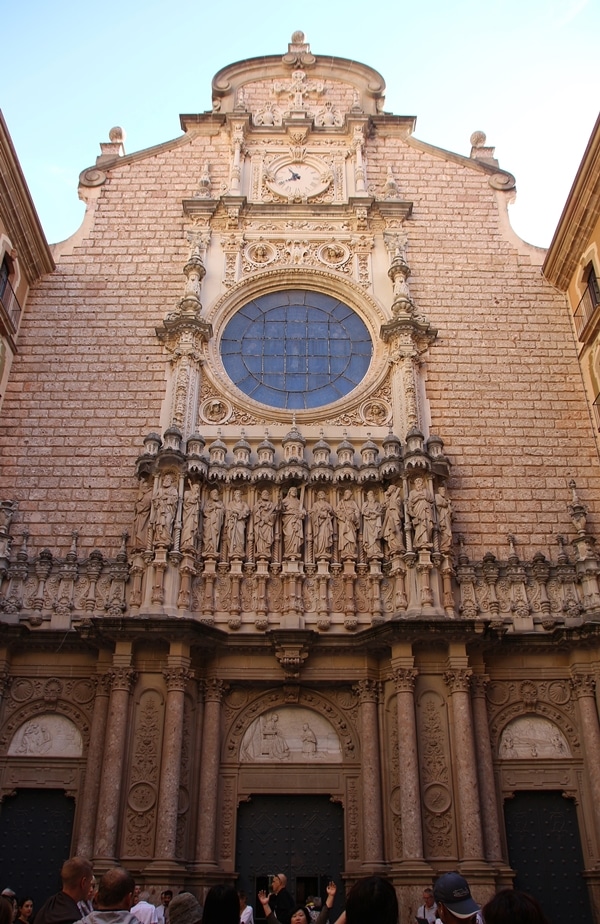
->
[253, 490, 277, 559]
[180, 481, 201, 551]
[202, 488, 225, 557]
[302, 722, 317, 756]
[150, 473, 179, 547]
[435, 485, 453, 553]
[361, 490, 383, 560]
[336, 489, 361, 560]
[310, 490, 334, 559]
[260, 713, 290, 760]
[381, 484, 404, 555]
[281, 487, 305, 560]
[132, 478, 153, 551]
[407, 476, 435, 550]
[226, 489, 250, 559]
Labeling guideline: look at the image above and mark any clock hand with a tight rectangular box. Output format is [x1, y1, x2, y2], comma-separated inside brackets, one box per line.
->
[288, 168, 301, 180]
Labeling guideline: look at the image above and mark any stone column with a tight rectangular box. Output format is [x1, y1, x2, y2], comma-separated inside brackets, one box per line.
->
[194, 678, 225, 869]
[392, 666, 424, 860]
[93, 664, 137, 865]
[355, 679, 385, 870]
[150, 662, 192, 871]
[444, 667, 485, 862]
[571, 672, 600, 846]
[76, 672, 112, 857]
[470, 675, 503, 862]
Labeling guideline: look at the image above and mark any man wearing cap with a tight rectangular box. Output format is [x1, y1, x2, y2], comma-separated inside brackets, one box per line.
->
[433, 873, 481, 924]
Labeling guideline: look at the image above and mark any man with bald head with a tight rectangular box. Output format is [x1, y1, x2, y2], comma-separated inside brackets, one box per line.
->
[267, 874, 294, 924]
[34, 858, 94, 924]
[78, 867, 140, 924]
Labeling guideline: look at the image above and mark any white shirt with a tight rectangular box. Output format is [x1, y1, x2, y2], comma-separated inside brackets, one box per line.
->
[240, 906, 254, 924]
[131, 902, 159, 924]
[417, 904, 438, 924]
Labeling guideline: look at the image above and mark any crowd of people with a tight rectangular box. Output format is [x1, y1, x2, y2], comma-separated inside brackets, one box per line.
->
[0, 859, 551, 924]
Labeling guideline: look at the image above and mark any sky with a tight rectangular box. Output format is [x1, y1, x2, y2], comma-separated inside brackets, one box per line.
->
[3, 0, 599, 248]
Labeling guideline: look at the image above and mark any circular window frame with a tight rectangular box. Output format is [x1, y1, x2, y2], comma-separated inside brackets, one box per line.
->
[205, 268, 389, 422]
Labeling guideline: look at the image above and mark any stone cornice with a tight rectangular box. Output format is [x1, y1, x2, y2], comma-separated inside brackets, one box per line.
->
[543, 112, 600, 291]
[0, 111, 54, 280]
[403, 134, 516, 189]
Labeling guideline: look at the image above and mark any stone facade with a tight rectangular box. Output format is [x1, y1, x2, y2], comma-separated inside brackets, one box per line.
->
[0, 31, 599, 924]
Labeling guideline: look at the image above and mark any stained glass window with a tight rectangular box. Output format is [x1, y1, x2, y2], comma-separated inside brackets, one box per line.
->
[220, 290, 372, 409]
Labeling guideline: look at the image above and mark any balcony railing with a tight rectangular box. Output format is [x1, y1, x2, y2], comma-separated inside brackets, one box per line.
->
[0, 277, 21, 332]
[573, 286, 600, 340]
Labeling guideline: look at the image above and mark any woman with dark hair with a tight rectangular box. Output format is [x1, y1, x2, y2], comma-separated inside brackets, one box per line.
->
[201, 885, 239, 924]
[16, 899, 33, 924]
[344, 876, 398, 924]
[482, 890, 550, 924]
[0, 897, 14, 924]
[258, 882, 337, 924]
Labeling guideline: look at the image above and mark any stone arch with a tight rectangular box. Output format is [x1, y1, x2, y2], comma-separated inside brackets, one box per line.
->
[498, 715, 571, 759]
[7, 714, 83, 757]
[489, 700, 580, 758]
[222, 686, 359, 762]
[0, 698, 91, 753]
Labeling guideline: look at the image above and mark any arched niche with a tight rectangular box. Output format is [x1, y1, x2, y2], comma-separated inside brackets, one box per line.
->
[7, 714, 83, 758]
[498, 715, 571, 760]
[223, 687, 358, 763]
[240, 705, 343, 763]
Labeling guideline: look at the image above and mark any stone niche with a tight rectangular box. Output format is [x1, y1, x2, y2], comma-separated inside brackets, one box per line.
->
[240, 706, 342, 762]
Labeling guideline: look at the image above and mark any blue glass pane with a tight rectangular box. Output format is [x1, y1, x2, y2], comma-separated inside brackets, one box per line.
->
[221, 290, 372, 409]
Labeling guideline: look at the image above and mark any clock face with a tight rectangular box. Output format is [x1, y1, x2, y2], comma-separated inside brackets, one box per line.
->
[269, 162, 329, 199]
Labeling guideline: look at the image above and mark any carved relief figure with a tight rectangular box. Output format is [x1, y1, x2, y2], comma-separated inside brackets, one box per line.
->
[361, 490, 383, 560]
[132, 479, 153, 551]
[302, 722, 317, 756]
[435, 485, 453, 554]
[407, 477, 435, 550]
[498, 717, 571, 759]
[253, 490, 277, 559]
[260, 713, 290, 760]
[381, 485, 404, 554]
[202, 488, 225, 557]
[17, 721, 51, 755]
[310, 491, 334, 559]
[281, 487, 305, 559]
[181, 482, 201, 551]
[336, 489, 361, 560]
[150, 474, 179, 547]
[226, 489, 251, 558]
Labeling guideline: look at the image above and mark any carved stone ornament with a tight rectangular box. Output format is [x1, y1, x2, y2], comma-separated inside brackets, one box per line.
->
[244, 241, 277, 267]
[200, 398, 232, 424]
[79, 168, 107, 188]
[360, 399, 391, 426]
[240, 706, 343, 762]
[498, 716, 571, 759]
[8, 714, 83, 757]
[317, 241, 350, 267]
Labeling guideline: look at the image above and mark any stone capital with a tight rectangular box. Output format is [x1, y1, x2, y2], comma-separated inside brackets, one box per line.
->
[391, 667, 417, 693]
[444, 668, 472, 694]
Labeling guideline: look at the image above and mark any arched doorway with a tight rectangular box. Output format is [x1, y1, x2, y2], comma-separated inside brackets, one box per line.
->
[236, 794, 344, 920]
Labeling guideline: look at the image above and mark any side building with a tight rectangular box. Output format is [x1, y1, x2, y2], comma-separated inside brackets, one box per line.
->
[0, 34, 599, 924]
[0, 111, 54, 403]
[543, 112, 600, 435]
